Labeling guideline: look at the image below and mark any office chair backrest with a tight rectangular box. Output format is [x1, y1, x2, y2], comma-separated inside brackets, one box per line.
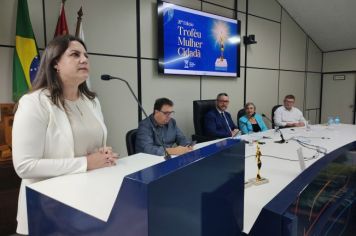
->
[126, 129, 138, 156]
[271, 105, 282, 128]
[193, 99, 216, 136]
[236, 108, 246, 129]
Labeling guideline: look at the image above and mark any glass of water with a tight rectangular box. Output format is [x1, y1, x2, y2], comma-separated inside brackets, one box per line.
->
[274, 125, 279, 133]
[306, 120, 311, 131]
[327, 116, 334, 126]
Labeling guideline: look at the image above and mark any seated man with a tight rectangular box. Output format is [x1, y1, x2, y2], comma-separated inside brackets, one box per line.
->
[204, 93, 239, 138]
[135, 98, 192, 156]
[274, 94, 306, 128]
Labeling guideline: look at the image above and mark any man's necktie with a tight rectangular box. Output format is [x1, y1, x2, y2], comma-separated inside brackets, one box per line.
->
[221, 112, 232, 132]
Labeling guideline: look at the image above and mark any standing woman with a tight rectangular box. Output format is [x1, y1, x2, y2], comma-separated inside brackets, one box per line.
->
[12, 35, 118, 235]
[239, 102, 268, 134]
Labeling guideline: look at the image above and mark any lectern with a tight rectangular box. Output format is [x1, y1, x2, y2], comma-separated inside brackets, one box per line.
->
[27, 139, 245, 236]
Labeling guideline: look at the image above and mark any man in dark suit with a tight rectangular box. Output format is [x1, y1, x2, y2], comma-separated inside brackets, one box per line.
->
[204, 93, 239, 138]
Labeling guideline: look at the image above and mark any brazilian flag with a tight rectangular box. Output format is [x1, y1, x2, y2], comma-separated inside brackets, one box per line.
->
[13, 0, 40, 101]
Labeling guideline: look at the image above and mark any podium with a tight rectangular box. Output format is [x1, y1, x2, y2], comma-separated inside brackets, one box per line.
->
[27, 139, 245, 236]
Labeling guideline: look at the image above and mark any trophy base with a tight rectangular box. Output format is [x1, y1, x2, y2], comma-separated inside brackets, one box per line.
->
[215, 58, 228, 71]
[244, 180, 254, 188]
[247, 177, 269, 186]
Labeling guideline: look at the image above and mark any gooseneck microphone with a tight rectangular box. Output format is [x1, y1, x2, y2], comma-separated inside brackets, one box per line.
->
[274, 129, 286, 144]
[101, 74, 148, 117]
[101, 74, 171, 159]
[262, 114, 285, 144]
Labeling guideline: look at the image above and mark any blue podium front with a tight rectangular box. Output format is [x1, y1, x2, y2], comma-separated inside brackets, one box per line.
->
[27, 139, 245, 236]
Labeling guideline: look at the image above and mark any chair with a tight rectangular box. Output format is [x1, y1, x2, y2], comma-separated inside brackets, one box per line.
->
[236, 108, 246, 129]
[126, 129, 138, 156]
[271, 105, 282, 128]
[192, 99, 217, 143]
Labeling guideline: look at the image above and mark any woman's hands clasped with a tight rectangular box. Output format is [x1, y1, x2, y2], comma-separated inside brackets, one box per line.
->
[86, 146, 119, 171]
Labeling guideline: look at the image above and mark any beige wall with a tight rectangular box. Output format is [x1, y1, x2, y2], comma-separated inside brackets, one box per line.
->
[321, 49, 356, 125]
[323, 49, 356, 72]
[0, 0, 323, 156]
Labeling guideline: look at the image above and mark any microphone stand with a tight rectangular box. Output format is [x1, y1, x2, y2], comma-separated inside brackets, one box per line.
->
[274, 129, 286, 143]
[262, 114, 285, 144]
[101, 74, 171, 160]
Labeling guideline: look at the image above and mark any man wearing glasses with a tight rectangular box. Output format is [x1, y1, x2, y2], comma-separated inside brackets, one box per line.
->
[135, 97, 193, 156]
[274, 94, 306, 128]
[204, 93, 239, 138]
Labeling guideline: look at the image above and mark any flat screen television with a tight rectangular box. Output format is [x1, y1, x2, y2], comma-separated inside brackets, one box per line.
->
[158, 1, 241, 77]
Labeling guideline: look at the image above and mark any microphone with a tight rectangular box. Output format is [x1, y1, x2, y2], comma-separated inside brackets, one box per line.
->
[262, 114, 285, 143]
[274, 129, 286, 144]
[101, 74, 171, 160]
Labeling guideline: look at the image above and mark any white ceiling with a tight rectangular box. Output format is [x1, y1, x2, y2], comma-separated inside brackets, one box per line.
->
[277, 0, 356, 52]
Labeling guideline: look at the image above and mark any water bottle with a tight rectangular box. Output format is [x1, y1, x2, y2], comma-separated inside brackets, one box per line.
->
[334, 116, 340, 125]
[327, 116, 334, 126]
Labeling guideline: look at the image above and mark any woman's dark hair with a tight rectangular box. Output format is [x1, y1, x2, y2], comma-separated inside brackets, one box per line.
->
[31, 34, 96, 108]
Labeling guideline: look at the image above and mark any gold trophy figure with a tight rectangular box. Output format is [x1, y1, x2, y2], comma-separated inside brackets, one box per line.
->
[255, 144, 262, 181]
[219, 35, 225, 61]
[250, 144, 269, 185]
[214, 23, 228, 71]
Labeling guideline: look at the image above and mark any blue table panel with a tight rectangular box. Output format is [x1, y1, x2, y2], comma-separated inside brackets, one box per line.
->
[27, 139, 245, 236]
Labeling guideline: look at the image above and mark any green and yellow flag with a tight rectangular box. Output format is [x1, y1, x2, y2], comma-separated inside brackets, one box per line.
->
[13, 0, 40, 101]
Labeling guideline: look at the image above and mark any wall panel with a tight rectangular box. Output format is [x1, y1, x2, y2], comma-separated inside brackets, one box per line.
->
[280, 10, 306, 71]
[140, 0, 158, 59]
[307, 39, 322, 72]
[238, 0, 246, 12]
[45, 0, 137, 57]
[249, 0, 281, 22]
[141, 59, 200, 138]
[202, 2, 235, 18]
[205, 0, 235, 9]
[246, 15, 280, 69]
[306, 72, 321, 109]
[90, 56, 138, 157]
[279, 71, 305, 111]
[0, 0, 44, 48]
[323, 49, 356, 72]
[0, 47, 14, 103]
[246, 68, 279, 127]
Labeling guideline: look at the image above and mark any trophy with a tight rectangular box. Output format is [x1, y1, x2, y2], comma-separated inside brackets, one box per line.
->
[245, 144, 269, 188]
[213, 22, 228, 71]
[219, 35, 225, 61]
[253, 144, 269, 185]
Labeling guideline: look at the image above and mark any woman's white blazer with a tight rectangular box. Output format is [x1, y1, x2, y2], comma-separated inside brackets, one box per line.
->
[12, 89, 107, 234]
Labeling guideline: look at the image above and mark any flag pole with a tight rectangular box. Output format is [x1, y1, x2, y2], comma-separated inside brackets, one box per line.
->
[75, 7, 83, 37]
